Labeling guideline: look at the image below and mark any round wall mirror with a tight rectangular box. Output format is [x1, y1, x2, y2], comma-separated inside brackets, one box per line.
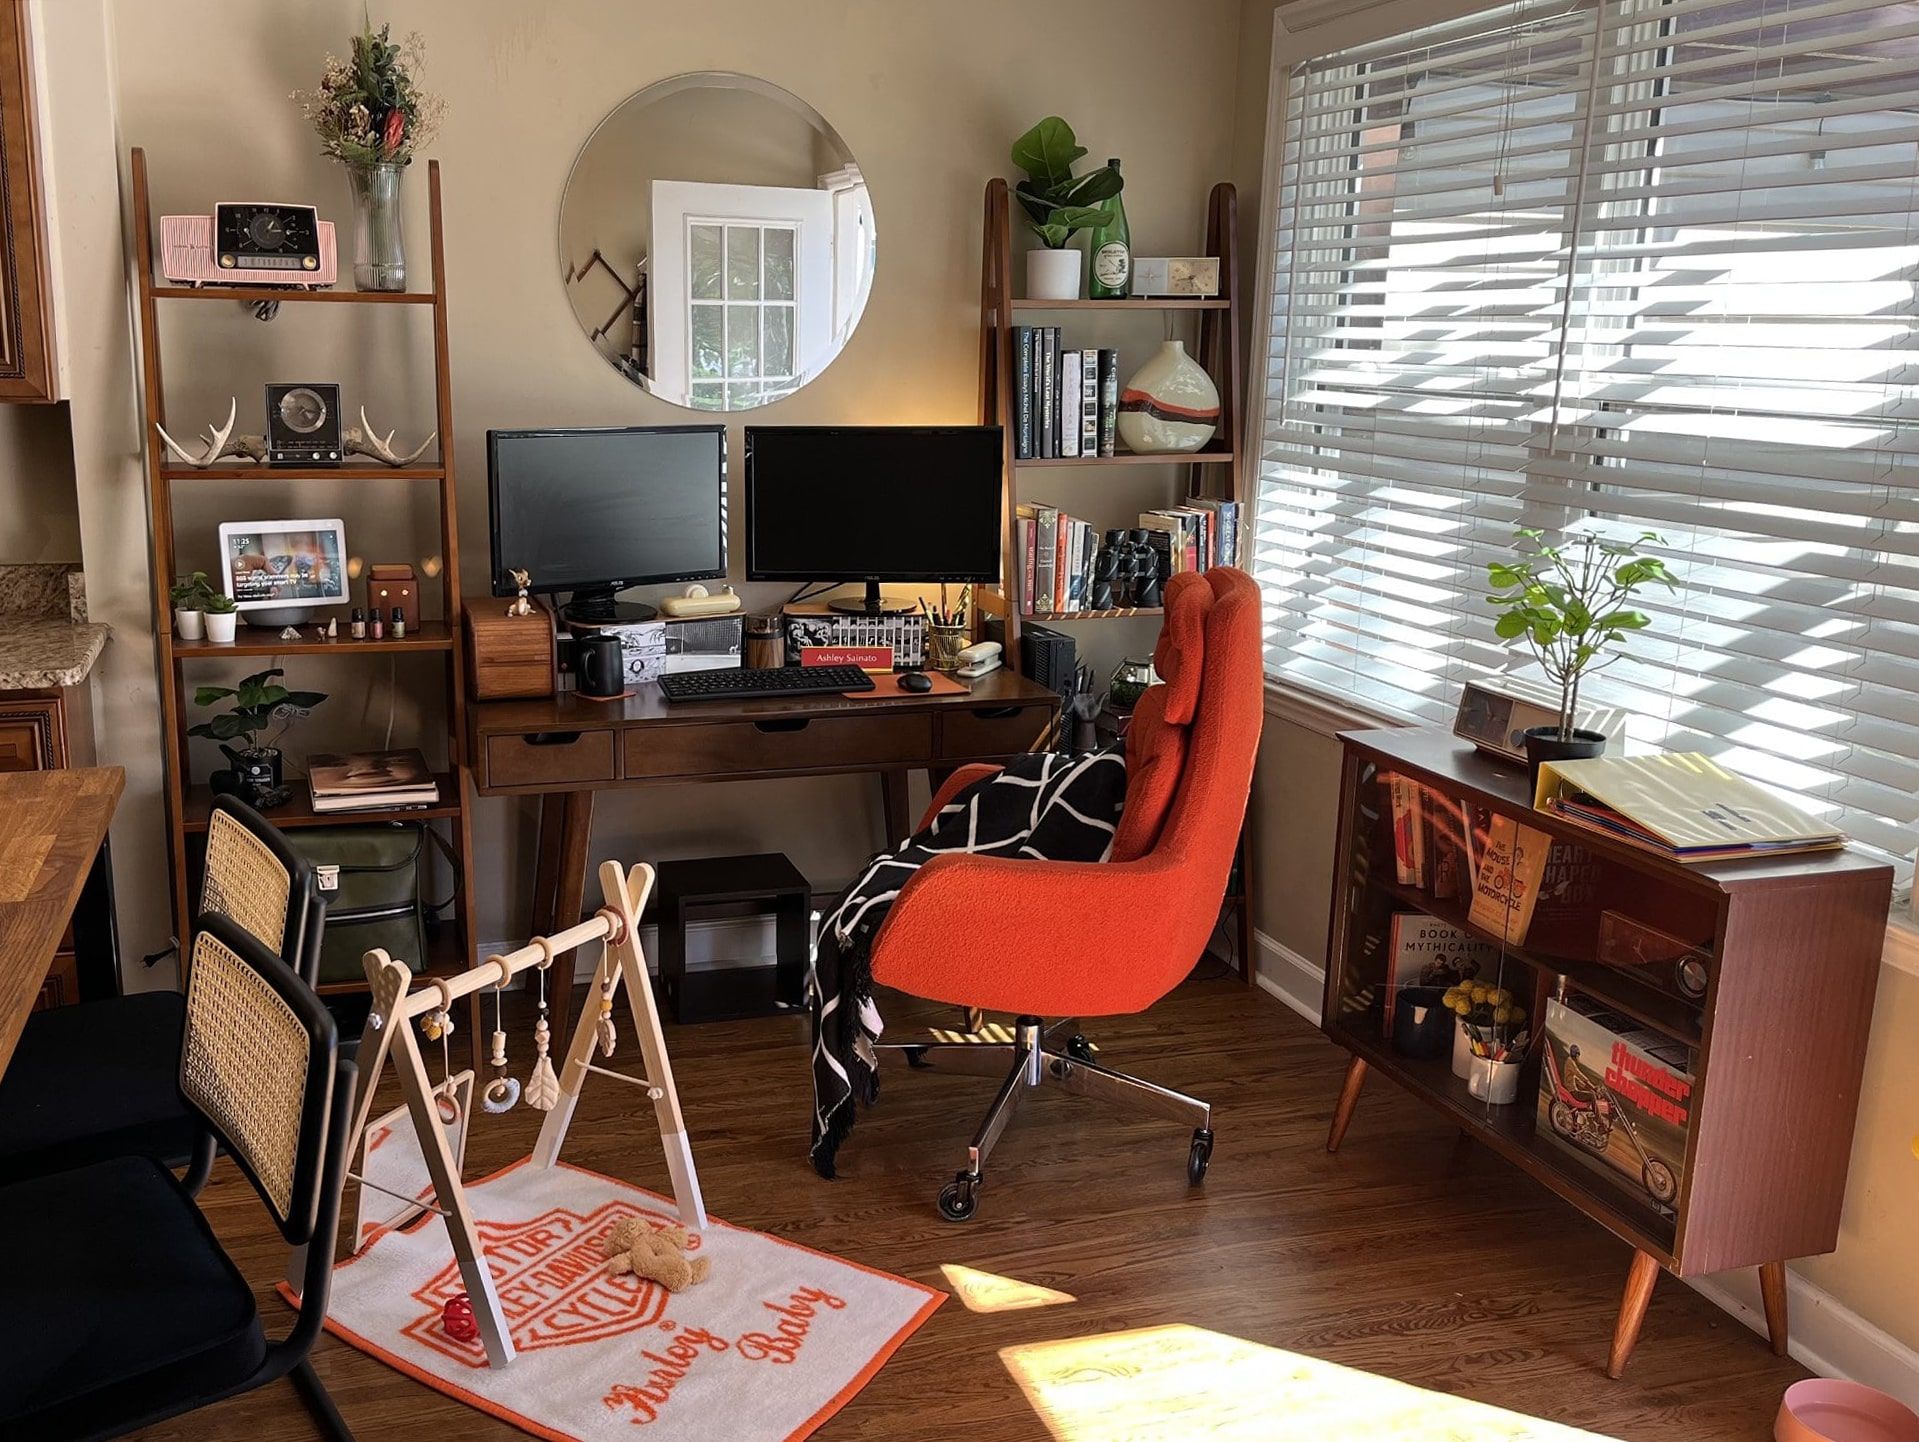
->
[559, 73, 876, 411]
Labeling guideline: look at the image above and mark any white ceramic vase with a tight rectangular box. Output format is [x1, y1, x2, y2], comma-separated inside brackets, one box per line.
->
[174, 607, 204, 641]
[1026, 247, 1082, 302]
[204, 610, 237, 644]
[1116, 340, 1220, 454]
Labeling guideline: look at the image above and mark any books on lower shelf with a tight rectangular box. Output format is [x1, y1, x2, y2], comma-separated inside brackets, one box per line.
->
[1382, 913, 1501, 1037]
[1014, 497, 1241, 616]
[306, 749, 439, 813]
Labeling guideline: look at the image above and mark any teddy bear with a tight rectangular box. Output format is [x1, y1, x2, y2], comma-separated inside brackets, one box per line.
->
[601, 1216, 711, 1292]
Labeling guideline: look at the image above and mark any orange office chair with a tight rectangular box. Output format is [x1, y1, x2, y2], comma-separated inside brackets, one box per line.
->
[869, 567, 1262, 1219]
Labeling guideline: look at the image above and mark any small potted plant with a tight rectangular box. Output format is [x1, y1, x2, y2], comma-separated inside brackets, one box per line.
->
[1011, 116, 1122, 301]
[170, 571, 212, 640]
[202, 591, 240, 644]
[1485, 527, 1673, 782]
[189, 668, 326, 806]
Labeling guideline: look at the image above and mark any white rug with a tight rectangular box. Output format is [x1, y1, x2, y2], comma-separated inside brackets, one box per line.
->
[303, 1159, 944, 1442]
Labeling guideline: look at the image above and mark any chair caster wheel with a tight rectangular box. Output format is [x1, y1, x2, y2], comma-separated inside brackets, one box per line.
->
[938, 1171, 980, 1222]
[905, 1046, 931, 1070]
[1065, 1034, 1095, 1063]
[1188, 1129, 1214, 1185]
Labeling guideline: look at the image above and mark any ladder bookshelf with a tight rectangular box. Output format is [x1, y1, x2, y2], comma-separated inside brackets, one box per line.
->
[975, 178, 1256, 979]
[130, 147, 479, 1037]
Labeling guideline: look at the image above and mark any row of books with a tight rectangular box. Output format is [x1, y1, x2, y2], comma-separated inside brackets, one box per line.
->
[306, 749, 439, 814]
[1013, 499, 1242, 616]
[1011, 328, 1118, 460]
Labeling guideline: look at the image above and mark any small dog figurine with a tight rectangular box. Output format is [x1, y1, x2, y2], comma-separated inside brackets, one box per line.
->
[507, 568, 533, 618]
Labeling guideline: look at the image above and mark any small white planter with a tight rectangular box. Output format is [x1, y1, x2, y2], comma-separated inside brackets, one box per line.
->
[174, 607, 204, 641]
[203, 610, 238, 644]
[1026, 247, 1082, 302]
[1467, 1054, 1524, 1105]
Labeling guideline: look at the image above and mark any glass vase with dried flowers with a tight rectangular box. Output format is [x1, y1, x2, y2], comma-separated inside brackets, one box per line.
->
[294, 18, 445, 291]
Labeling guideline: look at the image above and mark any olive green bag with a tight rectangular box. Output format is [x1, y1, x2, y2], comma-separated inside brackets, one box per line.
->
[289, 824, 459, 985]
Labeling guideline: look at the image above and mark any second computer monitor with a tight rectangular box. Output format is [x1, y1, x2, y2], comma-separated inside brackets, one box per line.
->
[744, 425, 1003, 614]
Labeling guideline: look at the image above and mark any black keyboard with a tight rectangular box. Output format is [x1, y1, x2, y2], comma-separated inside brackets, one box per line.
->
[656, 664, 877, 703]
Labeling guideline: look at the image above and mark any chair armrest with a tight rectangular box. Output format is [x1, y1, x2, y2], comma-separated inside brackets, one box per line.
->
[871, 850, 1204, 1018]
[916, 763, 1004, 833]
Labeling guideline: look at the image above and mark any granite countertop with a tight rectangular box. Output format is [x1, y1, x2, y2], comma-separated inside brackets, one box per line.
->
[0, 617, 111, 690]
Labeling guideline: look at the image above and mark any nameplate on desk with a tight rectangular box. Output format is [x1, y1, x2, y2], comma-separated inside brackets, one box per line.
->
[800, 646, 893, 673]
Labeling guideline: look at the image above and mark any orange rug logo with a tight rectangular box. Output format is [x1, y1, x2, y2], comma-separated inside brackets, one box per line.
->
[405, 1203, 691, 1367]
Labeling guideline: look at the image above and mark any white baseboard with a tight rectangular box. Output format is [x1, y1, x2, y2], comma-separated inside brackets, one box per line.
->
[1248, 929, 1919, 1406]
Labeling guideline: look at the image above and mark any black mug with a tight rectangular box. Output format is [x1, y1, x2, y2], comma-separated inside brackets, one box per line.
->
[575, 633, 625, 698]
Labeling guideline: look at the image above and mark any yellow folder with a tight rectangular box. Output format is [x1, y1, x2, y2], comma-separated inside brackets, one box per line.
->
[1533, 752, 1844, 860]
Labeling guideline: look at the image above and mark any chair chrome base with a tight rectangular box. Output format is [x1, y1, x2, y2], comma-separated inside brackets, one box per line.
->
[879, 1016, 1213, 1221]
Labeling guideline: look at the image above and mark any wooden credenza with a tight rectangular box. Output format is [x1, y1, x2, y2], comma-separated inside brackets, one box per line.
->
[1320, 726, 1892, 1378]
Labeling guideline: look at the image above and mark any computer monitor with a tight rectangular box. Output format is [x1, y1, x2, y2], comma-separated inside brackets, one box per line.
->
[744, 425, 1003, 615]
[488, 425, 727, 623]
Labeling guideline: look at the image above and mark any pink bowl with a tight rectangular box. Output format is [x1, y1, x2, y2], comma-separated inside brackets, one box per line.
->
[1776, 1380, 1919, 1442]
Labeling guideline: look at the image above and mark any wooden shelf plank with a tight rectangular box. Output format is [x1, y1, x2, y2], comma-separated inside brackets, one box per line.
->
[170, 621, 456, 660]
[1018, 448, 1234, 468]
[150, 284, 436, 305]
[183, 771, 461, 833]
[1011, 297, 1228, 311]
[161, 463, 444, 481]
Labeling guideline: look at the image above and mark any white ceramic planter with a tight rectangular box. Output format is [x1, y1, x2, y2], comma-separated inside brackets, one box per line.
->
[1467, 1054, 1524, 1105]
[174, 607, 204, 641]
[1026, 247, 1082, 302]
[204, 610, 238, 644]
[1116, 340, 1220, 454]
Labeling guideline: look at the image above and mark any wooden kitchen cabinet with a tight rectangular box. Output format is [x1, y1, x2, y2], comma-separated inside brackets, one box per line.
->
[0, 0, 56, 404]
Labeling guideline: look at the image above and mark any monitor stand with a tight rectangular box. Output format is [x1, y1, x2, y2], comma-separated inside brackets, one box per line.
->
[828, 581, 919, 616]
[562, 587, 657, 625]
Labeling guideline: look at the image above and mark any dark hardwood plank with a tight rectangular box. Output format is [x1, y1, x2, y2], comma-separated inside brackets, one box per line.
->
[147, 979, 1807, 1441]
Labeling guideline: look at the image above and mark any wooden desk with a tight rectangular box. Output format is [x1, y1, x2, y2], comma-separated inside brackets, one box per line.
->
[470, 670, 1061, 1031]
[0, 767, 123, 1072]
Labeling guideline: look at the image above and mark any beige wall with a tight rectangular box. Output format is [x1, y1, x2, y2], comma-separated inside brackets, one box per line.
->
[1235, 0, 1919, 1370]
[0, 403, 81, 562]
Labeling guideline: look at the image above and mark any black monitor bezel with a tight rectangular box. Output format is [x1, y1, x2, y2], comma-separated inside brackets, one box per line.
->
[487, 424, 729, 598]
[742, 424, 1004, 585]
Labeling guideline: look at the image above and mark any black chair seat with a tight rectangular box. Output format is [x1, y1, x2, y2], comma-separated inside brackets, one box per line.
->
[0, 992, 197, 1182]
[0, 1155, 266, 1438]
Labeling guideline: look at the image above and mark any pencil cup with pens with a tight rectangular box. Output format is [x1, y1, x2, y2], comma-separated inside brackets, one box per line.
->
[1445, 980, 1530, 1105]
[926, 588, 970, 672]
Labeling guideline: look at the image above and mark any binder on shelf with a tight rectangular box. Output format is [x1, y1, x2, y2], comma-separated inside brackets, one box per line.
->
[1535, 752, 1844, 861]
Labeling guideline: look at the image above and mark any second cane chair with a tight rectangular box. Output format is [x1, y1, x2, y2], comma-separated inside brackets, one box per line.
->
[0, 794, 324, 1184]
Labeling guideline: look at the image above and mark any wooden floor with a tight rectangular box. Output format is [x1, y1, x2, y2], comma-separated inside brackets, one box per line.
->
[140, 976, 1805, 1441]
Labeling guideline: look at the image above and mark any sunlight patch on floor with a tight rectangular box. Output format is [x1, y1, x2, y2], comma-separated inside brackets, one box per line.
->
[1001, 1324, 1620, 1441]
[940, 1263, 1077, 1313]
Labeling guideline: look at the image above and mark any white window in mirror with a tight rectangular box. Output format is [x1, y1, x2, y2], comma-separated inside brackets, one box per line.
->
[650, 180, 833, 409]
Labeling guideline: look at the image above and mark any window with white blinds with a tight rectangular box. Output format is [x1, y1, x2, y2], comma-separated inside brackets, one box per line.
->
[1257, 0, 1919, 873]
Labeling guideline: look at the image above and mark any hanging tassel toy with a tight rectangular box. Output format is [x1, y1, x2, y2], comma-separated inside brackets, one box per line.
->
[597, 946, 619, 1058]
[524, 937, 562, 1111]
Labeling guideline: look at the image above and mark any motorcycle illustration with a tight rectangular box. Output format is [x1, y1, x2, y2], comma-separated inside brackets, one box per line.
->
[1543, 1040, 1680, 1207]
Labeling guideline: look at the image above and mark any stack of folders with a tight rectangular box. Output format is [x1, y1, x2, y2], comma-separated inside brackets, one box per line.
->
[1533, 752, 1844, 862]
[306, 749, 440, 813]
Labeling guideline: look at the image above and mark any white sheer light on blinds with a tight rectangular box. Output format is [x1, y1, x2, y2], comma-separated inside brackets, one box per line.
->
[1257, 0, 1919, 870]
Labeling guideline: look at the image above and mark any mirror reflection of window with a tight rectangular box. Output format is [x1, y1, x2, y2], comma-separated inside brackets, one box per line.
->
[559, 73, 875, 412]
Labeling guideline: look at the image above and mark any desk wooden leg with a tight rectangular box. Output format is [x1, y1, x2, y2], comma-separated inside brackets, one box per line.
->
[546, 789, 596, 1049]
[1759, 1261, 1790, 1357]
[1607, 1249, 1662, 1378]
[531, 792, 567, 936]
[1327, 1056, 1367, 1153]
[879, 770, 910, 845]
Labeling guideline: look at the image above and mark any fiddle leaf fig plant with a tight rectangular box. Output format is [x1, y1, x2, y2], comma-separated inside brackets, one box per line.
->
[188, 668, 326, 754]
[1011, 116, 1123, 248]
[1485, 528, 1673, 740]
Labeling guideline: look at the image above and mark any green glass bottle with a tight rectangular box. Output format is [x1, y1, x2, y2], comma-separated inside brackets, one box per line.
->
[1088, 159, 1132, 299]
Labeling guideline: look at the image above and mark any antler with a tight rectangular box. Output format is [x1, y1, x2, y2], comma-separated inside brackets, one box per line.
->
[344, 406, 437, 467]
[154, 397, 241, 469]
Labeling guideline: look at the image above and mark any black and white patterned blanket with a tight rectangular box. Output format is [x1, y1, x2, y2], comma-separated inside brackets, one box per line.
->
[808, 746, 1128, 1178]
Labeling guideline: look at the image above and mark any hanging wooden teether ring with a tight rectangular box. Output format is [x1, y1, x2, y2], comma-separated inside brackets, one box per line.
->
[481, 963, 521, 1114]
[595, 905, 626, 946]
[420, 978, 457, 1041]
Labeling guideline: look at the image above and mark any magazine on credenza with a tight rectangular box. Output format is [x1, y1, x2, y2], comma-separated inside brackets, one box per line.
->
[306, 749, 439, 813]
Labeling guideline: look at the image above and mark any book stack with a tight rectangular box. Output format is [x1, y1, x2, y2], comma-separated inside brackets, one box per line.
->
[1010, 328, 1119, 460]
[1138, 499, 1240, 581]
[1014, 498, 1242, 617]
[306, 749, 439, 814]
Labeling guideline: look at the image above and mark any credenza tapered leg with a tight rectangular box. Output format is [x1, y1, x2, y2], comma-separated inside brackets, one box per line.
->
[1607, 1249, 1662, 1378]
[1326, 1056, 1368, 1153]
[1759, 1261, 1790, 1358]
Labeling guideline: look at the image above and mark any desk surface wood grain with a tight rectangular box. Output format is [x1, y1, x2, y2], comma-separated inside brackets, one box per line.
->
[0, 766, 122, 1071]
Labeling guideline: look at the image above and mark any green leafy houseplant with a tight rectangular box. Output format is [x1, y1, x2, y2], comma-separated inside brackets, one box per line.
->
[188, 668, 326, 755]
[1485, 528, 1673, 743]
[1011, 116, 1123, 248]
[169, 572, 212, 610]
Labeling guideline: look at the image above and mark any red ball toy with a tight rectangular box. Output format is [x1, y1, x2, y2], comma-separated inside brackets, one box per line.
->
[442, 1293, 478, 1343]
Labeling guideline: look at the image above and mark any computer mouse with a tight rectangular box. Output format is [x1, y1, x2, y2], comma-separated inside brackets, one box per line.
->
[898, 671, 934, 693]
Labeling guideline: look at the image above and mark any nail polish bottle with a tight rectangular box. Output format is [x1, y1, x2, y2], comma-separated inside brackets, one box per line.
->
[391, 607, 406, 640]
[350, 607, 365, 640]
[370, 609, 385, 640]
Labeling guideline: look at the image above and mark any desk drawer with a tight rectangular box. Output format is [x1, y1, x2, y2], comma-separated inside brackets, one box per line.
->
[940, 702, 1055, 760]
[484, 730, 616, 789]
[625, 713, 933, 779]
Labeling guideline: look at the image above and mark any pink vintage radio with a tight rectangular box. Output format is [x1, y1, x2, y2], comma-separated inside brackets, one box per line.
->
[160, 203, 337, 288]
